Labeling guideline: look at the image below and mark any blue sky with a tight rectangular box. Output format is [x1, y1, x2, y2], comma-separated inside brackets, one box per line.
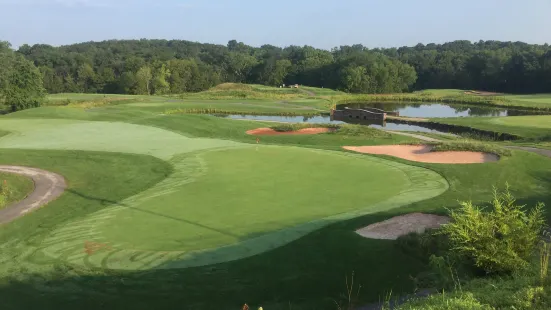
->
[1, 0, 550, 49]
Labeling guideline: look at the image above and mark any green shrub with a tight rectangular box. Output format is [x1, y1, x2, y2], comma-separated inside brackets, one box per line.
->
[395, 293, 492, 310]
[440, 187, 545, 274]
[330, 124, 391, 137]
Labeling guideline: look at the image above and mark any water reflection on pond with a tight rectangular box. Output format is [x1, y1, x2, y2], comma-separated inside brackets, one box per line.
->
[219, 114, 446, 133]
[337, 102, 540, 118]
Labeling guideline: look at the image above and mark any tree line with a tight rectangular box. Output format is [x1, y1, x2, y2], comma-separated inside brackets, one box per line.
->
[6, 39, 551, 96]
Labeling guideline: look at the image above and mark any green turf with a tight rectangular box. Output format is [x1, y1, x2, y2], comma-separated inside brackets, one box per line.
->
[1, 149, 550, 309]
[0, 172, 34, 209]
[36, 146, 446, 270]
[434, 115, 551, 140]
[504, 93, 551, 109]
[1, 93, 551, 309]
[4, 106, 417, 147]
[102, 147, 413, 251]
[0, 119, 241, 160]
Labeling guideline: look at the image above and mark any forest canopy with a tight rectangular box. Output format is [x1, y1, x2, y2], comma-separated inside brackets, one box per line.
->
[9, 39, 551, 95]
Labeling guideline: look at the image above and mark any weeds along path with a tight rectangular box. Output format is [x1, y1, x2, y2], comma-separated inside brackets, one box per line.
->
[0, 166, 66, 224]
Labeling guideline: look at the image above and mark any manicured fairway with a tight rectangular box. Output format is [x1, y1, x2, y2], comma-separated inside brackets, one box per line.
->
[435, 115, 551, 139]
[0, 117, 447, 270]
[0, 119, 240, 160]
[32, 145, 447, 270]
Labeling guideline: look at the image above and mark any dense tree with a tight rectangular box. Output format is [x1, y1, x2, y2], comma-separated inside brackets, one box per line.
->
[0, 42, 45, 111]
[135, 66, 152, 95]
[14, 39, 551, 95]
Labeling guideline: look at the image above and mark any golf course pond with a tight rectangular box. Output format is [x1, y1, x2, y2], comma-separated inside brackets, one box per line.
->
[337, 102, 546, 118]
[220, 114, 445, 133]
[218, 102, 548, 136]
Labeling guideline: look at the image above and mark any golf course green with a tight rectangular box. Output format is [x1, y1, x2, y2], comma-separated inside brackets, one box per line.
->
[0, 117, 447, 270]
[1, 92, 551, 309]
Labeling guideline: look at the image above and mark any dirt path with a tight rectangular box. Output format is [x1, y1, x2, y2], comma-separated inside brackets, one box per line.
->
[505, 146, 551, 158]
[0, 166, 67, 225]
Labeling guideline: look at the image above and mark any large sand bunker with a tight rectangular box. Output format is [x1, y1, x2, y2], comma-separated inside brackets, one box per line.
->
[246, 127, 334, 136]
[343, 145, 499, 164]
[356, 213, 450, 240]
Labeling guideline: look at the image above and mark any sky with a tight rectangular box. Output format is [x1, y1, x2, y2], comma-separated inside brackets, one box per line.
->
[1, 0, 551, 49]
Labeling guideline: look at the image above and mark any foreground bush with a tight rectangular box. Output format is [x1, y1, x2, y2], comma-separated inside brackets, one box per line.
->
[395, 293, 492, 310]
[440, 187, 545, 274]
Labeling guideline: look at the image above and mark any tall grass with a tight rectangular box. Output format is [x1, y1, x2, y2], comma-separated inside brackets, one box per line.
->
[431, 141, 512, 157]
[399, 141, 513, 157]
[164, 108, 324, 117]
[183, 83, 313, 100]
[0, 180, 9, 208]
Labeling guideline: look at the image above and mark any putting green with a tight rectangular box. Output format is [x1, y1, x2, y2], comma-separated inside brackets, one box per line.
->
[0, 118, 448, 270]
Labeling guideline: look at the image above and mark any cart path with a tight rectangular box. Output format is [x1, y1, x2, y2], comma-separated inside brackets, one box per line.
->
[0, 166, 67, 225]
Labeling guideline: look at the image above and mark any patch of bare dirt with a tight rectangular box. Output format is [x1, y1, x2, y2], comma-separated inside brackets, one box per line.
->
[343, 145, 499, 164]
[246, 127, 335, 136]
[356, 213, 450, 240]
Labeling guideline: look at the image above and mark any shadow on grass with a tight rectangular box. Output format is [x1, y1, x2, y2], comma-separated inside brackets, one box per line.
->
[1, 210, 433, 310]
[67, 189, 240, 238]
[3, 191, 551, 310]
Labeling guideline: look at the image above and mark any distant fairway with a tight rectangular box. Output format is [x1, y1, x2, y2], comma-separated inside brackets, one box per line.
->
[0, 119, 240, 160]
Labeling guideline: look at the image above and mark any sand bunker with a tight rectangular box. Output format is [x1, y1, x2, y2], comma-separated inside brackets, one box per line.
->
[343, 145, 498, 164]
[246, 127, 334, 136]
[356, 213, 450, 240]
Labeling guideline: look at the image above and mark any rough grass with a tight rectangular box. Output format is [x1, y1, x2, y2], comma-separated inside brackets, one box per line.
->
[165, 108, 324, 117]
[0, 172, 34, 209]
[268, 123, 391, 138]
[432, 141, 512, 157]
[186, 83, 312, 100]
[397, 267, 551, 310]
[401, 140, 512, 157]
